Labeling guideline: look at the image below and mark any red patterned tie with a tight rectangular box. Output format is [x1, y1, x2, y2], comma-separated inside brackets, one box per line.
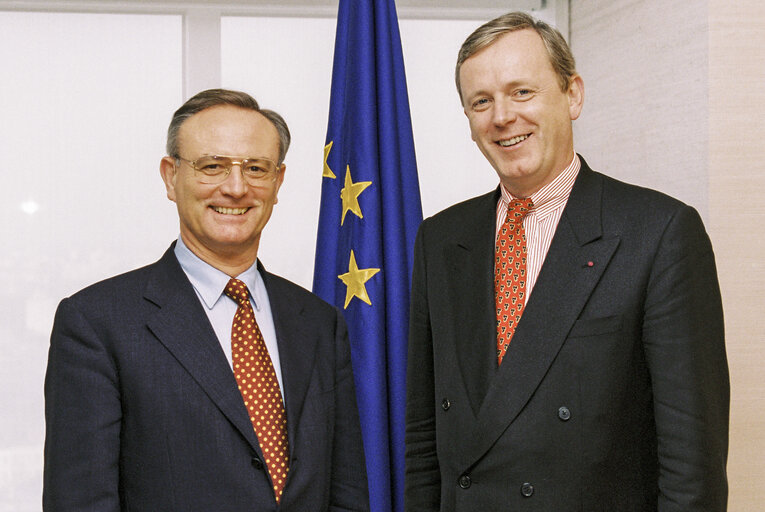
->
[495, 198, 534, 365]
[224, 278, 289, 502]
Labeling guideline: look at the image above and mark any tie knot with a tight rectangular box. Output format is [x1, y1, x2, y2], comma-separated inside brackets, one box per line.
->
[506, 198, 534, 222]
[224, 278, 250, 305]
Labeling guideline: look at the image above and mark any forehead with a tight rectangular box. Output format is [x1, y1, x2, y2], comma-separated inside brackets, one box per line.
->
[178, 104, 279, 157]
[460, 29, 556, 90]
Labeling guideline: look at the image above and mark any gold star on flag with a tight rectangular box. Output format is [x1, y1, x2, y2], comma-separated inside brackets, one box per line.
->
[340, 165, 372, 225]
[338, 250, 380, 309]
[323, 141, 336, 179]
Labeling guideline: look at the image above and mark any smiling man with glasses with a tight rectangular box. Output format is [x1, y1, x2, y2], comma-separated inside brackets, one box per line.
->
[44, 88, 370, 511]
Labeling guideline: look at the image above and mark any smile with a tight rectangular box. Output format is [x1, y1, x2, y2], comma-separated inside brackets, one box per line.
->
[498, 134, 530, 147]
[211, 206, 249, 215]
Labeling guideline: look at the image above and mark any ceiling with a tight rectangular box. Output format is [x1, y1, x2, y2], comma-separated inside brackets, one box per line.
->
[1, 0, 545, 18]
[113, 0, 542, 8]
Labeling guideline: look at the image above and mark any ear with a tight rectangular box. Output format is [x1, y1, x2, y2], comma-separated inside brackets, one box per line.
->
[159, 156, 179, 202]
[567, 74, 585, 121]
[273, 163, 286, 205]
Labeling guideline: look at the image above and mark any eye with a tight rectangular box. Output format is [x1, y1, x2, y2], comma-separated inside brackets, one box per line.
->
[245, 164, 267, 174]
[197, 162, 227, 175]
[194, 156, 229, 173]
[514, 88, 534, 100]
[242, 159, 275, 175]
[471, 97, 491, 111]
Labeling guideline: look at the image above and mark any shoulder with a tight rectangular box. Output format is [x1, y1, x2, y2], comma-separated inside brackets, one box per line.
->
[417, 188, 499, 242]
[579, 156, 689, 209]
[50, 260, 161, 346]
[69, 263, 154, 299]
[572, 159, 712, 263]
[602, 174, 686, 211]
[425, 188, 499, 225]
[411, 189, 499, 262]
[59, 246, 180, 320]
[260, 267, 339, 319]
[578, 158, 702, 227]
[259, 268, 349, 346]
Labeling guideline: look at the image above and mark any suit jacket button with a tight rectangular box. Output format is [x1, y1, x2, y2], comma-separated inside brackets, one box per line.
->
[251, 458, 264, 471]
[441, 398, 451, 411]
[521, 482, 534, 497]
[458, 474, 471, 489]
[558, 406, 571, 421]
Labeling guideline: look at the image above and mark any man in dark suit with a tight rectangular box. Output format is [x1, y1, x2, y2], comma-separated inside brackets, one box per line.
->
[405, 12, 729, 512]
[44, 89, 369, 511]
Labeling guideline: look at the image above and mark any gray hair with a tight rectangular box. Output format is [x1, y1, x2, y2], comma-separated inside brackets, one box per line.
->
[166, 88, 291, 164]
[455, 11, 577, 103]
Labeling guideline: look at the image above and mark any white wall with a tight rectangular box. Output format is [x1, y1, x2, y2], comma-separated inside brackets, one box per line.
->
[0, 12, 182, 511]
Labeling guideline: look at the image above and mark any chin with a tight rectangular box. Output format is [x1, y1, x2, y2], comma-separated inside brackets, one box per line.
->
[497, 166, 530, 181]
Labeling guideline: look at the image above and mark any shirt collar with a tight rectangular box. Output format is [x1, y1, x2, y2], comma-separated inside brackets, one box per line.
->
[174, 237, 265, 311]
[499, 152, 581, 211]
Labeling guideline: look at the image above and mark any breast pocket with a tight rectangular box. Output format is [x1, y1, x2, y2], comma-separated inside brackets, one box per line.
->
[567, 315, 623, 338]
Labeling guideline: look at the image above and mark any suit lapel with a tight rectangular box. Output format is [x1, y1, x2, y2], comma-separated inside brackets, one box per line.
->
[260, 266, 318, 458]
[447, 190, 500, 415]
[143, 246, 261, 454]
[463, 164, 621, 466]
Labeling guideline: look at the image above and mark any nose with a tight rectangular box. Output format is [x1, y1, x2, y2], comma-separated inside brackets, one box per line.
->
[492, 97, 518, 126]
[219, 164, 248, 197]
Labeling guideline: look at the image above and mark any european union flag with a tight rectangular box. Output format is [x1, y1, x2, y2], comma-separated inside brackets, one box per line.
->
[312, 1, 423, 511]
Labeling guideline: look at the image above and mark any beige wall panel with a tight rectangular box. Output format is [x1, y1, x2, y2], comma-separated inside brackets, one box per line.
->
[570, 0, 709, 219]
[709, 1, 765, 509]
[571, 0, 765, 508]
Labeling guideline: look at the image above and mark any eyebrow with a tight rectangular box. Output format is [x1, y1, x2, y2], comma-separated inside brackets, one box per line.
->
[465, 78, 536, 97]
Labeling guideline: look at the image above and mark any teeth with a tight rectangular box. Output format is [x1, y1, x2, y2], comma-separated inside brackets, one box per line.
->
[498, 134, 529, 147]
[212, 206, 249, 215]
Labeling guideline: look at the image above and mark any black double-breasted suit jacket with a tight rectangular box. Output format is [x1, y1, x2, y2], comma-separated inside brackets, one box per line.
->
[44, 245, 369, 511]
[405, 158, 729, 511]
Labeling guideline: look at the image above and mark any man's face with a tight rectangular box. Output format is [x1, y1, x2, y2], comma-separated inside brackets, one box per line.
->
[459, 29, 583, 197]
[160, 105, 285, 267]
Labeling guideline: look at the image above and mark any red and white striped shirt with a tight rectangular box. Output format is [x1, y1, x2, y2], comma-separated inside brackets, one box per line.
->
[495, 153, 581, 301]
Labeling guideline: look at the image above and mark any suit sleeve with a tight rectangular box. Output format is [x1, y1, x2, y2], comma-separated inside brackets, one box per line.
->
[43, 298, 122, 511]
[404, 221, 441, 511]
[329, 310, 371, 512]
[642, 205, 729, 511]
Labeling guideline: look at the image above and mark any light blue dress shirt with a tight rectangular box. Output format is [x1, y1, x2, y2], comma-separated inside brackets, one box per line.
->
[173, 237, 284, 398]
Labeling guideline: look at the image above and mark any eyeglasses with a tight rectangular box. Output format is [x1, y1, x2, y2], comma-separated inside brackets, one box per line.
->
[175, 155, 280, 185]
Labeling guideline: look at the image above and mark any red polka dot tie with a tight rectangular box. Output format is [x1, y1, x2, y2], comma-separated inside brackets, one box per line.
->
[224, 278, 289, 502]
[495, 198, 534, 365]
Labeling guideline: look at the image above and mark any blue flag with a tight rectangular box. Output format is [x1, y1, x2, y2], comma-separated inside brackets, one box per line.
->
[312, 1, 423, 511]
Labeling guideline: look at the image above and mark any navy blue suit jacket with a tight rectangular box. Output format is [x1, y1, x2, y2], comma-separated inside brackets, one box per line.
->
[405, 158, 729, 511]
[44, 244, 369, 511]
